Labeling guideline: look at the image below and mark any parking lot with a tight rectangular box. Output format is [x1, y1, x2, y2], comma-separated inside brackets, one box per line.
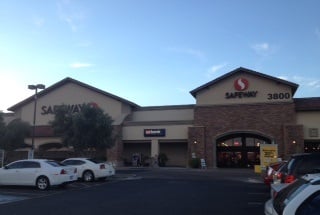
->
[0, 173, 130, 205]
[0, 167, 270, 215]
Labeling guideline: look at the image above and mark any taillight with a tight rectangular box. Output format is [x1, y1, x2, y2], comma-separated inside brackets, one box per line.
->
[273, 190, 278, 198]
[273, 172, 282, 180]
[60, 169, 67, 174]
[100, 164, 105, 169]
[285, 175, 295, 183]
[276, 172, 282, 179]
[272, 172, 282, 184]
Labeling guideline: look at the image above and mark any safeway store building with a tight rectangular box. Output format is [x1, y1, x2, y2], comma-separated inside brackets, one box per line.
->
[5, 67, 320, 168]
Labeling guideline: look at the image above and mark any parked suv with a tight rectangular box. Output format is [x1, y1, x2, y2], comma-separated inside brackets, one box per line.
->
[274, 153, 320, 184]
[265, 173, 320, 215]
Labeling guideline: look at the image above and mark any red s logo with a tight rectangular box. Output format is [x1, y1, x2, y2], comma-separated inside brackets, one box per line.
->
[234, 78, 249, 91]
[88, 102, 99, 108]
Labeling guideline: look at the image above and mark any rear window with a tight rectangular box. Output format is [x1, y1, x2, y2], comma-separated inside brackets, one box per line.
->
[62, 160, 85, 165]
[273, 178, 309, 214]
[46, 160, 64, 167]
[287, 157, 299, 174]
[87, 158, 105, 164]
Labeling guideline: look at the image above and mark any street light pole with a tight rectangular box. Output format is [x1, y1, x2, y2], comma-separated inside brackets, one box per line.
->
[28, 84, 45, 159]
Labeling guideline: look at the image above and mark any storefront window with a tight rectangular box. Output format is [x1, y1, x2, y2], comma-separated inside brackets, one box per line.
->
[216, 133, 271, 168]
[254, 139, 264, 147]
[247, 152, 260, 166]
[217, 152, 243, 167]
[233, 137, 242, 147]
[246, 138, 254, 146]
[304, 142, 320, 152]
[218, 139, 232, 147]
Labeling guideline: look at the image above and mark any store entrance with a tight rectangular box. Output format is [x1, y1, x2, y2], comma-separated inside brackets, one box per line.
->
[216, 133, 271, 168]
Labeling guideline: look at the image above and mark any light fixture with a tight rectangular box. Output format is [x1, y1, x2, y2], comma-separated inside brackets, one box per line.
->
[28, 84, 45, 159]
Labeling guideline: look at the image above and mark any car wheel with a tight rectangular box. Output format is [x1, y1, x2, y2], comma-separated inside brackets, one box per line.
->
[83, 170, 94, 182]
[36, 176, 50, 190]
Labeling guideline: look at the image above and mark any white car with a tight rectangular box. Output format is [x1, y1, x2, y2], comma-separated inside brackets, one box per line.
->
[0, 159, 77, 190]
[61, 158, 115, 182]
[265, 173, 320, 215]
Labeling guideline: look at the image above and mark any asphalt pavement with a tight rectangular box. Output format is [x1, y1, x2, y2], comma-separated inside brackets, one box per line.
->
[0, 166, 266, 206]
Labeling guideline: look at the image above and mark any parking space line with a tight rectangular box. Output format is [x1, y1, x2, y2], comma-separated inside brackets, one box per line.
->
[0, 194, 29, 205]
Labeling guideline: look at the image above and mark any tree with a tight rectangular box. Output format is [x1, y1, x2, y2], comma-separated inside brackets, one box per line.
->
[0, 112, 31, 151]
[50, 104, 114, 154]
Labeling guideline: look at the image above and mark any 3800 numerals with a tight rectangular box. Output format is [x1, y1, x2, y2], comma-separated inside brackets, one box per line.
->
[267, 93, 291, 100]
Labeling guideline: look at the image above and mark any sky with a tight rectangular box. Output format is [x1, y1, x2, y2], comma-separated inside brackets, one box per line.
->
[1, 0, 320, 112]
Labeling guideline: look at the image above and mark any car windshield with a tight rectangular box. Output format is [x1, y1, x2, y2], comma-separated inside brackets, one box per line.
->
[273, 178, 309, 214]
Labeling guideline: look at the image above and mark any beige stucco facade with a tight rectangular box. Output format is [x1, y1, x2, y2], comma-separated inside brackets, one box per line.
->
[3, 67, 320, 167]
[17, 82, 132, 126]
[297, 112, 320, 140]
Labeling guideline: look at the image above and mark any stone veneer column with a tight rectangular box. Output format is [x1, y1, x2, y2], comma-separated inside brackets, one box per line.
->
[283, 124, 304, 159]
[188, 126, 206, 162]
[151, 139, 159, 157]
[107, 125, 123, 166]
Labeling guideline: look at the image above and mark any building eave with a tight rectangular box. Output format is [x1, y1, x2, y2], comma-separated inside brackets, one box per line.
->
[8, 77, 140, 112]
[190, 67, 299, 98]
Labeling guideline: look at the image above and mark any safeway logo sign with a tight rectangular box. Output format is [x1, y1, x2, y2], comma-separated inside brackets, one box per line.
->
[234, 78, 249, 91]
[225, 77, 257, 99]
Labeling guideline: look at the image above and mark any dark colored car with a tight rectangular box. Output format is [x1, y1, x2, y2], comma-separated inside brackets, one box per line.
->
[273, 153, 320, 184]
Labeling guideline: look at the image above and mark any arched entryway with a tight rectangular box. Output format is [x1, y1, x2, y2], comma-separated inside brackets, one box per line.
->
[216, 132, 272, 168]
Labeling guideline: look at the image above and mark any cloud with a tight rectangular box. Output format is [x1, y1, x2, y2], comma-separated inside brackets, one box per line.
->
[250, 42, 277, 69]
[0, 74, 34, 112]
[70, 62, 93, 69]
[251, 42, 271, 56]
[57, 0, 86, 32]
[206, 63, 228, 78]
[293, 75, 320, 88]
[277, 76, 288, 81]
[33, 16, 45, 27]
[307, 80, 320, 88]
[167, 47, 206, 61]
